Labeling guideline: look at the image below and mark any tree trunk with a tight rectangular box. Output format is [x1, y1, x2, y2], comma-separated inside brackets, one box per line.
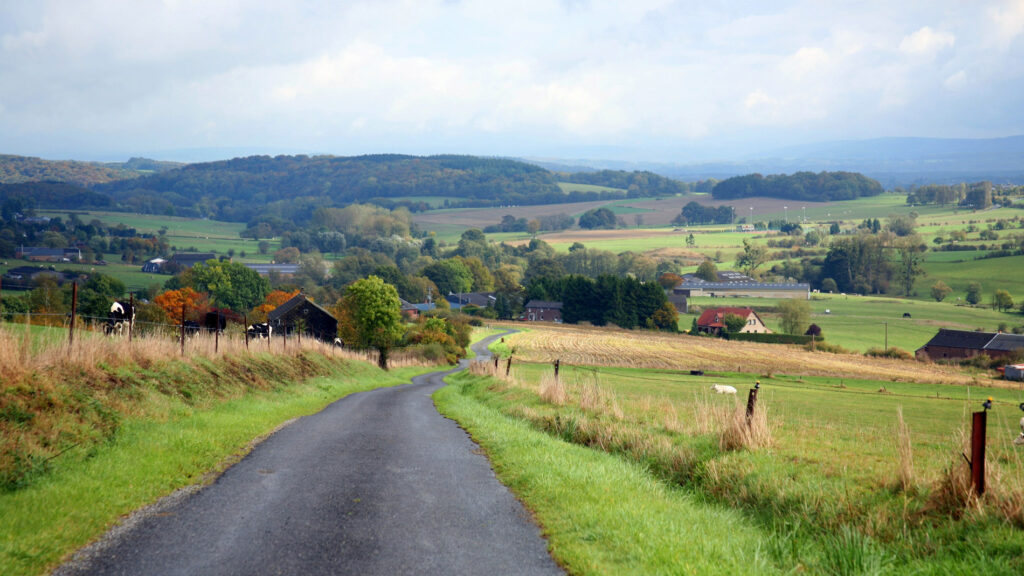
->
[378, 346, 389, 370]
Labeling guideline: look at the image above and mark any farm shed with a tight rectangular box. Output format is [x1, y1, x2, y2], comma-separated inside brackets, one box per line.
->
[672, 278, 809, 300]
[696, 307, 771, 335]
[915, 329, 1024, 362]
[267, 293, 338, 342]
[523, 300, 563, 322]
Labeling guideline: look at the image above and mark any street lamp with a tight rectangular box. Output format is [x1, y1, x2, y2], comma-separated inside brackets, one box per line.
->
[749, 206, 753, 226]
[784, 206, 788, 223]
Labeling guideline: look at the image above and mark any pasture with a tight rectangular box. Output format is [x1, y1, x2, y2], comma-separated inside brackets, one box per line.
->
[441, 324, 1024, 573]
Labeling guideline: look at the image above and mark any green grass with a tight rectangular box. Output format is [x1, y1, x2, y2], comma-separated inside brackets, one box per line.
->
[556, 182, 627, 194]
[921, 254, 1024, 301]
[449, 359, 1024, 574]
[0, 361, 433, 576]
[435, 372, 781, 575]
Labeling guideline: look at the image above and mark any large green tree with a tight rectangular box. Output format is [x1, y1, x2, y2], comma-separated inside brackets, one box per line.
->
[777, 299, 811, 335]
[168, 260, 270, 313]
[340, 276, 404, 369]
[735, 239, 769, 279]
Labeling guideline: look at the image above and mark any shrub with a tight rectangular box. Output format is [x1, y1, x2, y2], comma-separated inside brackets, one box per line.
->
[864, 347, 913, 360]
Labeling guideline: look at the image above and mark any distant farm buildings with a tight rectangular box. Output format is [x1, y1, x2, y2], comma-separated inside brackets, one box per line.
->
[15, 246, 82, 262]
[243, 263, 300, 277]
[915, 329, 1024, 362]
[672, 272, 809, 300]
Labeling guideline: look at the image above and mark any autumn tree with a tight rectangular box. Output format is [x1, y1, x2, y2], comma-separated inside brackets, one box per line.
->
[250, 289, 301, 322]
[930, 281, 952, 302]
[154, 287, 209, 322]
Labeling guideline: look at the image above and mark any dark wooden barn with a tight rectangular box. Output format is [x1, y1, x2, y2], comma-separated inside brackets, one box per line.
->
[267, 293, 338, 342]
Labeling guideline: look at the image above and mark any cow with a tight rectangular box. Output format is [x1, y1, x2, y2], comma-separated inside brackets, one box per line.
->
[104, 301, 136, 336]
[246, 323, 273, 340]
[182, 320, 201, 339]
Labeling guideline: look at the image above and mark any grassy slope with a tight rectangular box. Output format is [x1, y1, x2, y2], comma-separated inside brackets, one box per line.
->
[0, 359, 432, 576]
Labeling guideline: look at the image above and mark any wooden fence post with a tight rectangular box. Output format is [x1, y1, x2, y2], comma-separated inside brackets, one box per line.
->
[128, 291, 134, 343]
[970, 407, 988, 495]
[746, 381, 760, 425]
[180, 305, 186, 357]
[244, 314, 249, 350]
[505, 355, 513, 376]
[554, 358, 560, 379]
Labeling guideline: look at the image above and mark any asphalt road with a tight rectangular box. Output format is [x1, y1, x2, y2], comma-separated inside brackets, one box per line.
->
[59, 332, 562, 576]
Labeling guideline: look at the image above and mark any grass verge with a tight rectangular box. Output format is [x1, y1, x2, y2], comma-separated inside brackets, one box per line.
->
[0, 358, 432, 576]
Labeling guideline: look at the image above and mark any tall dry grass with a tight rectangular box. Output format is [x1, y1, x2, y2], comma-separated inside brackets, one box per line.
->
[719, 400, 773, 451]
[894, 407, 916, 493]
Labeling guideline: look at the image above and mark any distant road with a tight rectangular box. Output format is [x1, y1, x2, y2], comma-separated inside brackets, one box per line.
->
[58, 332, 562, 576]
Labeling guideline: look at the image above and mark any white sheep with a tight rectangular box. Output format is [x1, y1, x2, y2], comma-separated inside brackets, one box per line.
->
[710, 384, 737, 395]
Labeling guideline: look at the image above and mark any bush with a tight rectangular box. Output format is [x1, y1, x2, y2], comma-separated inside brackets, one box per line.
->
[725, 333, 814, 345]
[864, 347, 913, 360]
[808, 341, 850, 354]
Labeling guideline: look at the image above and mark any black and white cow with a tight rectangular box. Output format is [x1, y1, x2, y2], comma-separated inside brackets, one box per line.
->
[104, 301, 136, 336]
[246, 323, 273, 340]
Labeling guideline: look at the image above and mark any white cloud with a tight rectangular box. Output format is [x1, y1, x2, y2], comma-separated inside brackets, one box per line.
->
[944, 70, 967, 90]
[987, 0, 1024, 49]
[781, 46, 830, 78]
[899, 26, 955, 57]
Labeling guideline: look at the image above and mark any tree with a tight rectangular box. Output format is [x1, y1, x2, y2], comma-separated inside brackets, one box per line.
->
[993, 289, 1014, 312]
[930, 281, 953, 302]
[578, 207, 618, 230]
[778, 299, 811, 335]
[648, 301, 679, 332]
[821, 278, 838, 293]
[251, 289, 301, 322]
[173, 260, 270, 313]
[686, 233, 696, 247]
[695, 259, 719, 282]
[274, 246, 300, 263]
[723, 313, 747, 334]
[735, 239, 769, 278]
[338, 276, 404, 370]
[422, 259, 473, 296]
[966, 282, 983, 306]
[894, 236, 927, 296]
[154, 287, 209, 322]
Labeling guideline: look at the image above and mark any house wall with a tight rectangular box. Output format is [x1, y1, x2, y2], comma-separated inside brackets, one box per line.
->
[526, 307, 562, 322]
[739, 315, 770, 333]
[917, 345, 985, 361]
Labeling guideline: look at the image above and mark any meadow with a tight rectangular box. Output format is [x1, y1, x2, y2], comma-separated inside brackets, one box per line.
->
[435, 324, 1024, 574]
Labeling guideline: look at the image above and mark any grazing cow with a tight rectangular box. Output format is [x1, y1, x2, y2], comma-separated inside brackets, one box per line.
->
[246, 323, 272, 340]
[104, 301, 135, 336]
[710, 384, 737, 395]
[182, 320, 201, 339]
[333, 337, 345, 348]
[902, 312, 912, 318]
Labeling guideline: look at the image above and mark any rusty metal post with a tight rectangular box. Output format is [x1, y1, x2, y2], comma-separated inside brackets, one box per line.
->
[128, 292, 134, 343]
[214, 319, 219, 354]
[68, 282, 77, 347]
[554, 358, 560, 379]
[180, 305, 186, 357]
[746, 388, 758, 423]
[505, 355, 513, 376]
[971, 410, 987, 495]
[244, 314, 249, 350]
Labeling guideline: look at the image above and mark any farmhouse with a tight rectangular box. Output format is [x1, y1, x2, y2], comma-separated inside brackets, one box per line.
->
[400, 298, 436, 319]
[696, 307, 771, 335]
[141, 258, 166, 273]
[915, 329, 1024, 361]
[523, 300, 563, 322]
[267, 293, 338, 342]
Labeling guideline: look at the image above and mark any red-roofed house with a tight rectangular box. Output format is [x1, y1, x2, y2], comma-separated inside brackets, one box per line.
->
[696, 307, 770, 336]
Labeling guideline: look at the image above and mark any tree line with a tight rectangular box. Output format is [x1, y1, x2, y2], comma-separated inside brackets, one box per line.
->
[712, 171, 883, 202]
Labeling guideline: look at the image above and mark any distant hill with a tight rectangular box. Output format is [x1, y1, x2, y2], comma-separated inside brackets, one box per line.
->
[96, 154, 688, 223]
[0, 154, 182, 186]
[712, 171, 883, 202]
[0, 181, 113, 211]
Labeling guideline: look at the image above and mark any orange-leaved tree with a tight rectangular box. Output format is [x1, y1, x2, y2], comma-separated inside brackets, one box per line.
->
[154, 287, 209, 323]
[249, 289, 300, 322]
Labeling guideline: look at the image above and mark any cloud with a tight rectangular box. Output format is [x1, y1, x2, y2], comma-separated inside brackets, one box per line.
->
[899, 26, 955, 57]
[944, 70, 967, 90]
[987, 0, 1024, 49]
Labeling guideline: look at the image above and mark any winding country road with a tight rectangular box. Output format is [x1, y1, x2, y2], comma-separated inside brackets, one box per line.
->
[59, 333, 562, 576]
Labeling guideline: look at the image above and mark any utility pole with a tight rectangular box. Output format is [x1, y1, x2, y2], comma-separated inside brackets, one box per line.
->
[884, 321, 888, 349]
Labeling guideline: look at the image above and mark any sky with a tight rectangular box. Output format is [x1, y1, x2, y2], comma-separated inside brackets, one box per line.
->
[1, 0, 1023, 163]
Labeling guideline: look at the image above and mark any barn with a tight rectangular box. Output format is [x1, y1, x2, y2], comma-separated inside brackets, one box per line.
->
[267, 293, 338, 342]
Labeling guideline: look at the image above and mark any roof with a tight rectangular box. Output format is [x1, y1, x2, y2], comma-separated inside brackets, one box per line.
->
[676, 281, 810, 292]
[920, 329, 996, 350]
[168, 252, 216, 266]
[985, 333, 1024, 352]
[445, 292, 495, 308]
[243, 263, 300, 276]
[267, 293, 335, 323]
[697, 307, 759, 328]
[524, 300, 563, 309]
[5, 266, 61, 277]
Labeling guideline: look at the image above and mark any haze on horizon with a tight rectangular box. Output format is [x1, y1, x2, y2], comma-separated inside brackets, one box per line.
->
[1, 0, 1023, 164]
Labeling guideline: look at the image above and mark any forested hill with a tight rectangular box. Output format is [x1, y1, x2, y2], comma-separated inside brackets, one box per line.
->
[94, 154, 688, 223]
[712, 171, 883, 201]
[0, 155, 179, 186]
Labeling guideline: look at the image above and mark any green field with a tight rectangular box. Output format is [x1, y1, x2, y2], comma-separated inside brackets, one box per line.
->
[556, 182, 627, 194]
[438, 334, 1024, 574]
[682, 293, 1024, 353]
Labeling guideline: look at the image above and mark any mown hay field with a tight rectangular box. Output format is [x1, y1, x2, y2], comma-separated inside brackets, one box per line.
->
[494, 322, 989, 386]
